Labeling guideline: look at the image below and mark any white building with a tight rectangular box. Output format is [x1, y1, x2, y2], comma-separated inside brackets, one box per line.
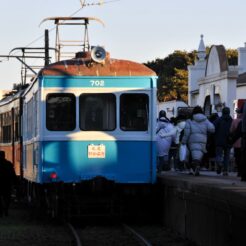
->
[188, 35, 246, 116]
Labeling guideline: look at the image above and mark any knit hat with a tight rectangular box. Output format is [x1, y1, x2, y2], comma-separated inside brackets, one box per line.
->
[159, 110, 167, 118]
[192, 106, 203, 115]
[222, 107, 230, 115]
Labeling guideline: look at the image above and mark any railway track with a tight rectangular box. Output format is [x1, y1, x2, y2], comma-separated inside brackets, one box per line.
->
[2, 203, 196, 246]
[68, 221, 198, 246]
[0, 205, 74, 246]
[68, 222, 153, 246]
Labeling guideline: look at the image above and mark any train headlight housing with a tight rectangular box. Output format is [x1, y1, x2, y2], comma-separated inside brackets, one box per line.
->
[43, 168, 59, 182]
[50, 172, 58, 180]
[91, 46, 106, 63]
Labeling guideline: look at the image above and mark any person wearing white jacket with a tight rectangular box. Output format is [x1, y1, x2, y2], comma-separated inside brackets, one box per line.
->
[181, 106, 215, 176]
[161, 116, 186, 170]
[156, 111, 175, 172]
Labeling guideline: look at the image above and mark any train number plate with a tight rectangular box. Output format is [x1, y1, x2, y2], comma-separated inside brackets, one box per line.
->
[88, 144, 106, 158]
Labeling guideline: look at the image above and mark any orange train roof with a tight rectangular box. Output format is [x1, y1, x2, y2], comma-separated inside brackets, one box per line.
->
[40, 54, 156, 77]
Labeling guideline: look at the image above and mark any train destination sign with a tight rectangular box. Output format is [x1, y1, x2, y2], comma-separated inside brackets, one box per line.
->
[88, 144, 106, 158]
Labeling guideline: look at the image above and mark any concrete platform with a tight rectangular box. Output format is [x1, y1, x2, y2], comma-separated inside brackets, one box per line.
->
[158, 170, 246, 246]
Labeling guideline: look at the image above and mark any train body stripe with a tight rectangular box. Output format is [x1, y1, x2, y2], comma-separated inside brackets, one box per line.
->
[40, 76, 157, 88]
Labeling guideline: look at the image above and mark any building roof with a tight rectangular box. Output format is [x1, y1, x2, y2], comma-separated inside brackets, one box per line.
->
[205, 45, 228, 76]
[197, 34, 206, 61]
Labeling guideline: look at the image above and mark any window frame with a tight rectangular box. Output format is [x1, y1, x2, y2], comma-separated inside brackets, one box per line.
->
[79, 93, 116, 131]
[46, 93, 76, 131]
[120, 93, 149, 132]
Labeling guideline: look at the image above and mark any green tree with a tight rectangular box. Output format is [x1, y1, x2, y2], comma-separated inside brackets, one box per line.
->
[226, 48, 238, 66]
[145, 50, 196, 103]
[145, 47, 238, 103]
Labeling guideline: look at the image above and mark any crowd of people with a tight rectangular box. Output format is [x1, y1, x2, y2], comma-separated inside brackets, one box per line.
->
[156, 103, 246, 181]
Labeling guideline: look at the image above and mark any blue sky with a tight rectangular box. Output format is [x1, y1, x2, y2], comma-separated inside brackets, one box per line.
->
[0, 0, 246, 89]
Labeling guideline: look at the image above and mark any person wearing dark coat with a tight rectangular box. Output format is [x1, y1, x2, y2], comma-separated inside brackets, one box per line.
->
[0, 151, 17, 217]
[230, 102, 246, 181]
[204, 112, 219, 170]
[213, 107, 233, 176]
[230, 108, 243, 176]
[207, 112, 219, 159]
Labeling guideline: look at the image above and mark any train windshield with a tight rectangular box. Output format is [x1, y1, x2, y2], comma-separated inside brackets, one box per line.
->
[46, 93, 76, 131]
[79, 94, 116, 131]
[120, 94, 149, 131]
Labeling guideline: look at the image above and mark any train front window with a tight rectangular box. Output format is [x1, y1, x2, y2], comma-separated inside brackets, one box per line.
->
[79, 94, 116, 131]
[46, 93, 76, 131]
[120, 94, 149, 131]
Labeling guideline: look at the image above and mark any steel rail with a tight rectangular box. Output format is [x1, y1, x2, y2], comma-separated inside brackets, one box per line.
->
[67, 223, 82, 246]
[122, 224, 152, 246]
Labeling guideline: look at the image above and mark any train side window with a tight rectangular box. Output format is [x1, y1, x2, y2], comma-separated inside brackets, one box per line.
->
[2, 112, 11, 143]
[27, 99, 33, 139]
[79, 94, 116, 131]
[46, 93, 76, 131]
[120, 94, 149, 131]
[1, 112, 12, 143]
[14, 108, 20, 141]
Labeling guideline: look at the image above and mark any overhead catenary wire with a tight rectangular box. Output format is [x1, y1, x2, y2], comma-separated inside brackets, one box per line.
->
[15, 6, 84, 51]
[17, 0, 121, 49]
[5, 0, 120, 58]
[80, 0, 121, 7]
[0, 7, 83, 62]
[0, 0, 121, 83]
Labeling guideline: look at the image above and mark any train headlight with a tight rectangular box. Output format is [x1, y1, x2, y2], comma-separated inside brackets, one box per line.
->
[91, 46, 106, 63]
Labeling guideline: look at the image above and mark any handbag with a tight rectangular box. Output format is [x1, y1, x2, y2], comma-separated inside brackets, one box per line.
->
[179, 144, 188, 162]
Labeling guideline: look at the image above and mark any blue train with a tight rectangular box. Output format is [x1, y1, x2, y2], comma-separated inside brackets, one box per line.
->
[0, 17, 157, 217]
